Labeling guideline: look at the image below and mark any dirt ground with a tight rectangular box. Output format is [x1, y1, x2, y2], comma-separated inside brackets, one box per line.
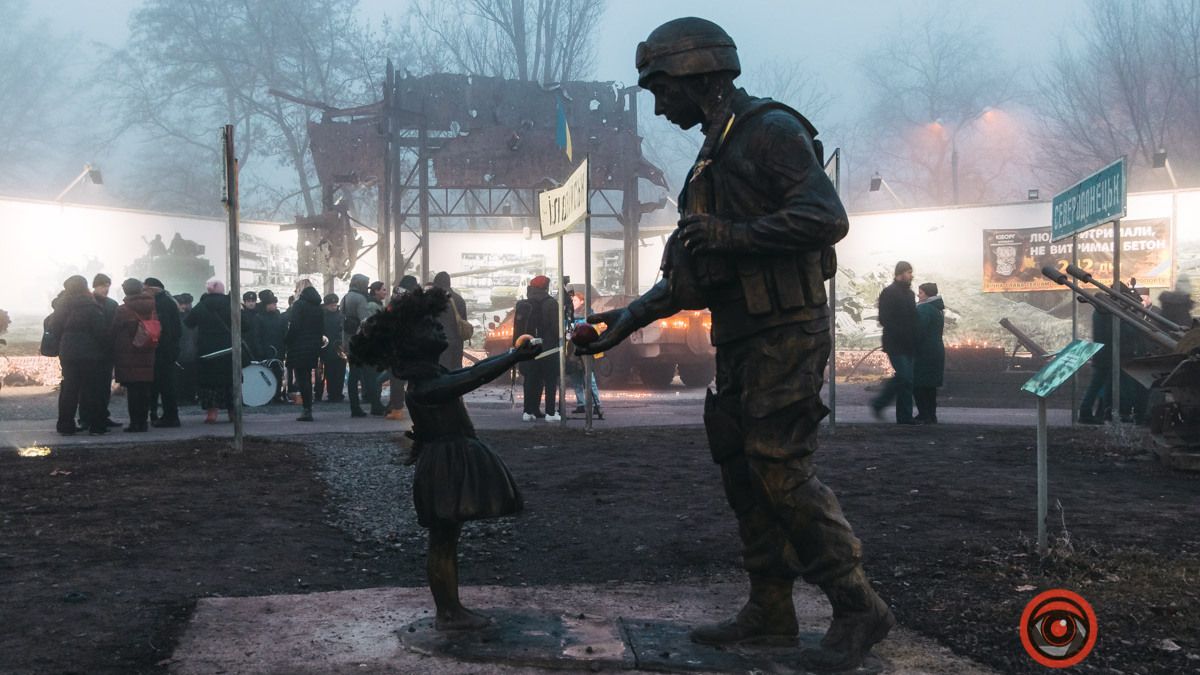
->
[1, 424, 1197, 674]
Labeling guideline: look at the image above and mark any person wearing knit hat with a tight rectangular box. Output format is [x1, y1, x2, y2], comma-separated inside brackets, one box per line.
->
[871, 261, 919, 424]
[255, 288, 289, 402]
[913, 282, 945, 424]
[142, 277, 182, 427]
[112, 278, 157, 431]
[316, 292, 347, 404]
[49, 275, 109, 435]
[513, 274, 561, 421]
[89, 272, 120, 430]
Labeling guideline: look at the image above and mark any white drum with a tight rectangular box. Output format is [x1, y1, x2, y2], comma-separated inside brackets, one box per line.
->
[241, 363, 278, 407]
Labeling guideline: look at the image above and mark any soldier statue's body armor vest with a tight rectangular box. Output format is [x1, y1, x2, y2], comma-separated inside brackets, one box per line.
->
[662, 92, 840, 346]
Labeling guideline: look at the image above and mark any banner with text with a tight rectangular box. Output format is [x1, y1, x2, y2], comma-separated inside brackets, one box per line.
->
[538, 158, 589, 239]
[982, 218, 1172, 292]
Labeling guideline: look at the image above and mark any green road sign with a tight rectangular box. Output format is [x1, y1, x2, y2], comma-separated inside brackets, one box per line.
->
[1021, 339, 1105, 398]
[1051, 157, 1126, 241]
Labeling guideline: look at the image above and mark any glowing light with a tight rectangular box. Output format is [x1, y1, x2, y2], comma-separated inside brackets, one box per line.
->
[17, 446, 51, 458]
[670, 319, 689, 329]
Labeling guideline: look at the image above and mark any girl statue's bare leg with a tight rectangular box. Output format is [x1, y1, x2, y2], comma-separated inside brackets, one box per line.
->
[428, 522, 490, 630]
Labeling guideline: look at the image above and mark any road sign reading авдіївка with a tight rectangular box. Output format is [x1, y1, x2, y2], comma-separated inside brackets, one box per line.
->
[1051, 157, 1126, 241]
[1021, 339, 1105, 398]
[539, 158, 589, 239]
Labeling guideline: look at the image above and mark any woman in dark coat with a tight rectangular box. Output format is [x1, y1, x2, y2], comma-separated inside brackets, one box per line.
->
[111, 279, 158, 431]
[285, 285, 324, 421]
[185, 279, 237, 423]
[49, 275, 110, 435]
[913, 282, 946, 424]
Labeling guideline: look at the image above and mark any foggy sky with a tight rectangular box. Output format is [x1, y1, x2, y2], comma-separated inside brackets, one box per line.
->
[38, 0, 1086, 132]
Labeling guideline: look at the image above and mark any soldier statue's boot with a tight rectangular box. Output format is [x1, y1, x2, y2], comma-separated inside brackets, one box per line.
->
[689, 574, 799, 646]
[803, 567, 895, 671]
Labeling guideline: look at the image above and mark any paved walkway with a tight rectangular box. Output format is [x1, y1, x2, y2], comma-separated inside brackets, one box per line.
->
[168, 581, 996, 674]
[0, 400, 1073, 449]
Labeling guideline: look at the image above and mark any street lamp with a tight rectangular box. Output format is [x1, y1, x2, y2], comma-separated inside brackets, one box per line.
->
[56, 164, 104, 202]
[869, 173, 904, 207]
[932, 107, 996, 205]
[1153, 148, 1178, 189]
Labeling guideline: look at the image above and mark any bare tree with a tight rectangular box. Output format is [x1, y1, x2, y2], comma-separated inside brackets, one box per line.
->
[855, 9, 1018, 206]
[103, 0, 384, 218]
[1037, 0, 1200, 190]
[0, 0, 82, 193]
[404, 0, 604, 83]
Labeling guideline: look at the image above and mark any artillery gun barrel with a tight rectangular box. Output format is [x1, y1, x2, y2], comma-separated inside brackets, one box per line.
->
[1041, 266, 1178, 352]
[1064, 263, 1187, 335]
[998, 317, 1050, 360]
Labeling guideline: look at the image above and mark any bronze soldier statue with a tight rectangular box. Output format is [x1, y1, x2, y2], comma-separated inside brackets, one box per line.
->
[578, 17, 894, 671]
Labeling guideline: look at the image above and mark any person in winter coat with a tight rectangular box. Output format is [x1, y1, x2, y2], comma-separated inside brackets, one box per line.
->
[385, 275, 422, 420]
[86, 273, 120, 430]
[111, 279, 158, 431]
[185, 279, 239, 423]
[49, 275, 110, 435]
[316, 293, 346, 402]
[143, 277, 182, 427]
[175, 293, 198, 405]
[341, 273, 382, 416]
[255, 289, 289, 402]
[284, 286, 324, 420]
[870, 261, 919, 424]
[512, 275, 561, 421]
[433, 271, 468, 372]
[912, 282, 945, 424]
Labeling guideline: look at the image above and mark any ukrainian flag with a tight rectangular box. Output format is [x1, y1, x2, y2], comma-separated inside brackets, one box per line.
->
[556, 98, 573, 162]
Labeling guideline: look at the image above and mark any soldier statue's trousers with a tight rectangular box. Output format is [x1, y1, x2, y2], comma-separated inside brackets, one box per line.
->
[705, 322, 862, 585]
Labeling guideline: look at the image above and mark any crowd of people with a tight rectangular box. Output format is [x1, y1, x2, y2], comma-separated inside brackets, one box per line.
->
[42, 270, 478, 435]
[37, 252, 634, 437]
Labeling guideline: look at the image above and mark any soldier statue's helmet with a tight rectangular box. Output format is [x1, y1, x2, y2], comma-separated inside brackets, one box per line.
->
[636, 17, 740, 87]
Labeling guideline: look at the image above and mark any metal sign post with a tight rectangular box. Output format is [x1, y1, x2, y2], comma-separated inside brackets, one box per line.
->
[558, 239, 566, 426]
[1111, 220, 1121, 424]
[1021, 339, 1104, 554]
[583, 198, 594, 433]
[823, 149, 841, 432]
[1052, 157, 1127, 430]
[539, 158, 590, 428]
[221, 125, 244, 452]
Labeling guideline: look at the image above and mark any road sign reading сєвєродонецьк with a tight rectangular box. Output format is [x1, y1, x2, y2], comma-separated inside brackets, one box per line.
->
[1051, 157, 1127, 241]
[538, 158, 589, 239]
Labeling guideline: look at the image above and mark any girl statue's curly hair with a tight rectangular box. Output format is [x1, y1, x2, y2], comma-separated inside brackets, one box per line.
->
[349, 285, 449, 369]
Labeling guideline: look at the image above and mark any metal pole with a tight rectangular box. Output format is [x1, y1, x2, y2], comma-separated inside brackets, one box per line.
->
[419, 115, 430, 284]
[828, 148, 840, 432]
[1036, 396, 1048, 555]
[380, 61, 394, 288]
[223, 125, 244, 452]
[1111, 219, 1121, 424]
[951, 139, 959, 205]
[1070, 235, 1078, 425]
[623, 88, 641, 295]
[557, 236, 567, 426]
[584, 209, 594, 432]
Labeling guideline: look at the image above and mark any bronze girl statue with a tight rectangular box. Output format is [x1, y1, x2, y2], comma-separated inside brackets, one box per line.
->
[350, 286, 542, 630]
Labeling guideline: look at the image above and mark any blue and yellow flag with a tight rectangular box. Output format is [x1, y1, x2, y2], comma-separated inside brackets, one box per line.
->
[555, 98, 573, 162]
